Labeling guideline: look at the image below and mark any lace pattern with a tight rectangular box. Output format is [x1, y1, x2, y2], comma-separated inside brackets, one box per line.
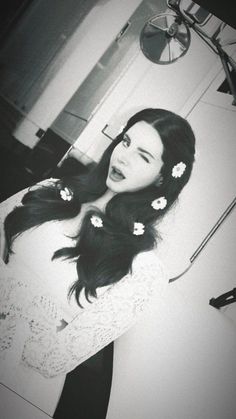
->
[0, 252, 167, 377]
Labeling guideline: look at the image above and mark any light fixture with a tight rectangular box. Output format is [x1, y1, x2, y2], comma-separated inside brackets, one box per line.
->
[140, 12, 190, 64]
[140, 0, 236, 104]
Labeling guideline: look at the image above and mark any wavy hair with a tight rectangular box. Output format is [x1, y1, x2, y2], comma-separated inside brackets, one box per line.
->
[4, 108, 196, 306]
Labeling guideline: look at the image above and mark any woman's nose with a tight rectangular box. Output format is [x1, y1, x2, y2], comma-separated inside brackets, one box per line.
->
[117, 152, 129, 165]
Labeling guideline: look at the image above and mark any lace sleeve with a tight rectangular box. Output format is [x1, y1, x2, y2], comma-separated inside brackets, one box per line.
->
[22, 251, 168, 378]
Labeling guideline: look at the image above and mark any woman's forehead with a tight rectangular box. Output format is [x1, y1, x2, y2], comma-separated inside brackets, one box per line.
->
[126, 121, 163, 158]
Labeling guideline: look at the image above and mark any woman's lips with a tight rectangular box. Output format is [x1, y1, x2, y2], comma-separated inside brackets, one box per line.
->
[109, 166, 125, 182]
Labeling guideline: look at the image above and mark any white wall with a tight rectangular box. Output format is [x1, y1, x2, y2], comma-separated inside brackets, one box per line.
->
[106, 285, 236, 419]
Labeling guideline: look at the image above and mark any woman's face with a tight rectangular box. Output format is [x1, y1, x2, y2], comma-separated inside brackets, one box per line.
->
[106, 121, 164, 194]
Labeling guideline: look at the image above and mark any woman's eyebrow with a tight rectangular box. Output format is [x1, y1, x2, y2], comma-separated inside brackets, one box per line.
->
[137, 147, 155, 160]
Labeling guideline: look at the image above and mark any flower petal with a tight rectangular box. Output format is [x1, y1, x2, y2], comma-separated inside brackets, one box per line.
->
[151, 196, 167, 210]
[172, 162, 186, 178]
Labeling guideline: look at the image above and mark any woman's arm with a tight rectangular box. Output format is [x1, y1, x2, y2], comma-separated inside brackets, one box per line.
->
[21, 250, 168, 378]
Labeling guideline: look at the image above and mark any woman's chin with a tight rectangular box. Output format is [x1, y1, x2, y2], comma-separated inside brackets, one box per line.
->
[106, 177, 123, 194]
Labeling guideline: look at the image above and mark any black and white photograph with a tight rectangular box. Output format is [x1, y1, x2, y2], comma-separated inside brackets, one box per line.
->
[0, 1, 236, 418]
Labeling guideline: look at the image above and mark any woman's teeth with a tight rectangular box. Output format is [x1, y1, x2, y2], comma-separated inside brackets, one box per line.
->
[110, 167, 125, 181]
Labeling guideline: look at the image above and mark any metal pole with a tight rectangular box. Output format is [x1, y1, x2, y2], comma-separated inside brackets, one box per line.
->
[169, 196, 236, 282]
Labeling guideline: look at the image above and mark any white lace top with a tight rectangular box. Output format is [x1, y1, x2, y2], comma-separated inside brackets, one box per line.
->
[0, 180, 168, 413]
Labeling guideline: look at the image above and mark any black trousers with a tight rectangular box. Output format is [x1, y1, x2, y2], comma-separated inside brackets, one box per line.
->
[53, 342, 114, 419]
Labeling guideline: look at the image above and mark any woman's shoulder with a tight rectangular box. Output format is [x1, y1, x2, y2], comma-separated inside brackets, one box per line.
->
[30, 177, 59, 190]
[0, 178, 60, 230]
[128, 248, 169, 294]
[132, 248, 167, 274]
[0, 178, 59, 207]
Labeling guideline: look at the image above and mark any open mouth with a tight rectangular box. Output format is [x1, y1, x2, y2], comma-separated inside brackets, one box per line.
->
[109, 166, 126, 181]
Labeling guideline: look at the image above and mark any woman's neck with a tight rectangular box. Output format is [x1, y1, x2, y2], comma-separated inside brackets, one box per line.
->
[90, 188, 115, 211]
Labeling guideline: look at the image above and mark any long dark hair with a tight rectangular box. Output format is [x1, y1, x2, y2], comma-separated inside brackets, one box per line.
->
[4, 108, 196, 306]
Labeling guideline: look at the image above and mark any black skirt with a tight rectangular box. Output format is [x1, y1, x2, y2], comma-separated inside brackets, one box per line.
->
[53, 342, 114, 419]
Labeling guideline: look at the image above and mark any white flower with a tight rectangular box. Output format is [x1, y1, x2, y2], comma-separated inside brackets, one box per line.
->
[133, 222, 145, 236]
[172, 162, 186, 178]
[90, 215, 103, 228]
[60, 187, 73, 201]
[151, 196, 167, 210]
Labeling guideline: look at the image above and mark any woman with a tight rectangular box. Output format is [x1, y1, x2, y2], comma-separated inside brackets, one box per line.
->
[0, 108, 195, 415]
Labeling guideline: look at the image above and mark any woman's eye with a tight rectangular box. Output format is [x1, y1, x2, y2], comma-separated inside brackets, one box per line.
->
[140, 155, 150, 163]
[122, 136, 130, 147]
